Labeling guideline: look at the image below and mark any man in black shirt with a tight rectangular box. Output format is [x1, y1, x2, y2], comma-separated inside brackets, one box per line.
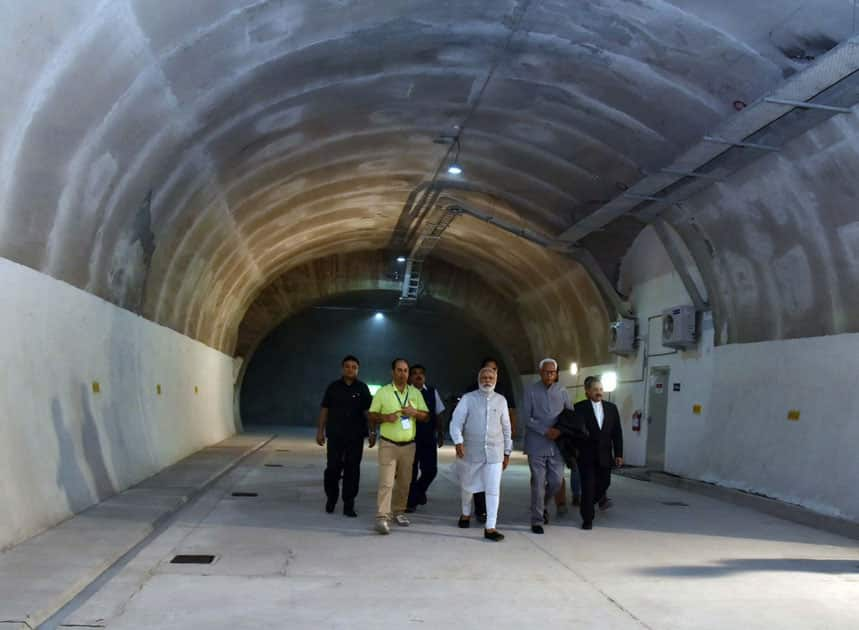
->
[406, 364, 446, 512]
[316, 355, 374, 517]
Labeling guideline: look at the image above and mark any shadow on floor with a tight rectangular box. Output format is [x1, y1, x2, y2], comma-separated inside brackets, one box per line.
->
[636, 558, 859, 577]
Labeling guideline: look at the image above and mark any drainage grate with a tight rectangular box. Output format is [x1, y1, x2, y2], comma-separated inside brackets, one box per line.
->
[660, 501, 689, 507]
[171, 554, 215, 564]
[276, 449, 290, 453]
[264, 463, 284, 468]
[231, 492, 258, 497]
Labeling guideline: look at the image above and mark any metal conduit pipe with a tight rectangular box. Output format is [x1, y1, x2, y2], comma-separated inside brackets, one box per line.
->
[436, 196, 633, 320]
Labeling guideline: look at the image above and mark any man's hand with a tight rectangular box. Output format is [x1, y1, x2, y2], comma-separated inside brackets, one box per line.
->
[400, 405, 418, 418]
[315, 430, 325, 447]
[615, 456, 624, 468]
[546, 427, 561, 440]
[368, 433, 376, 448]
[385, 412, 399, 423]
[455, 443, 465, 458]
[437, 432, 444, 448]
[502, 454, 510, 471]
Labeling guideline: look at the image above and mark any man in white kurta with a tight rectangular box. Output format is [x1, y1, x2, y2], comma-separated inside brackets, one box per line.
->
[449, 367, 512, 541]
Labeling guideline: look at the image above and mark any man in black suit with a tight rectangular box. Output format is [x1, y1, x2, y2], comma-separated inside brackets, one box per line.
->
[574, 375, 623, 530]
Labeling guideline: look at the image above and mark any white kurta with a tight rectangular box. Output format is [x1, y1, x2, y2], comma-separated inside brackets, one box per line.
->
[449, 390, 512, 493]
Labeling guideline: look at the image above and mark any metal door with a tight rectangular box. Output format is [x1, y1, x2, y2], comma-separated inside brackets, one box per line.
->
[646, 367, 670, 470]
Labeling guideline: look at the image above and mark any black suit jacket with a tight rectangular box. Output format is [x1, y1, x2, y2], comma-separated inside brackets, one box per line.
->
[573, 399, 623, 469]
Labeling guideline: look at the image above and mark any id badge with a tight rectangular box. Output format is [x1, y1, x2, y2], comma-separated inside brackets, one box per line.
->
[400, 417, 411, 431]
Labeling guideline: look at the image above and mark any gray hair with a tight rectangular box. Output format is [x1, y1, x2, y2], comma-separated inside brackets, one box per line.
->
[584, 375, 602, 390]
[538, 357, 558, 370]
[478, 367, 497, 379]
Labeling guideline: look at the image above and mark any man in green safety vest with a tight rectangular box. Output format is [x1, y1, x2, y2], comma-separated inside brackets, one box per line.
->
[369, 358, 429, 534]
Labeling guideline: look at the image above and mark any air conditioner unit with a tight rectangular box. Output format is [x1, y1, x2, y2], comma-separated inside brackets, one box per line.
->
[661, 305, 697, 349]
[608, 318, 636, 355]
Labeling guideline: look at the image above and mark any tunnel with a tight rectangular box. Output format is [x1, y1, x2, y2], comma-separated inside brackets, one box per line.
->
[1, 2, 859, 628]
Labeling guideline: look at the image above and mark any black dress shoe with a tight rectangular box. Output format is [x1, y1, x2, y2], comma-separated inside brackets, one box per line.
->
[343, 506, 358, 518]
[543, 509, 550, 524]
[484, 529, 505, 542]
[458, 516, 471, 528]
[405, 506, 416, 513]
[531, 524, 544, 534]
[582, 521, 593, 530]
[418, 494, 428, 506]
[477, 513, 487, 524]
[325, 500, 336, 514]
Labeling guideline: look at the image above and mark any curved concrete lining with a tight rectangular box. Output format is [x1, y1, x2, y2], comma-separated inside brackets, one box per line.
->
[2, 1, 853, 357]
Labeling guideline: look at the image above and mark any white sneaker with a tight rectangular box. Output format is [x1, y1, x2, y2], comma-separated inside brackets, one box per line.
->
[375, 519, 390, 535]
[394, 514, 410, 527]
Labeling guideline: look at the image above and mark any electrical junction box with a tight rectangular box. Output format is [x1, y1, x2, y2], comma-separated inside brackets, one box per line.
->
[662, 305, 697, 349]
[608, 318, 636, 356]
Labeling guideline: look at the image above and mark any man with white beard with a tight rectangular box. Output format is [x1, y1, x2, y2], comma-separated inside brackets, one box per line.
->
[449, 367, 512, 541]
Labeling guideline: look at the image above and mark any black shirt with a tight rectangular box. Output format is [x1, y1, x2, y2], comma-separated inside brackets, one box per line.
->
[321, 378, 372, 440]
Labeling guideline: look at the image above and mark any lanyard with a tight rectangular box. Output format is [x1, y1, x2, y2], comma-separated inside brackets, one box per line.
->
[393, 386, 409, 409]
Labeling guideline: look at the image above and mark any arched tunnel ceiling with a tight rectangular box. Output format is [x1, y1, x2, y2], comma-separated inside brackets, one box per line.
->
[0, 1, 855, 358]
[236, 250, 608, 372]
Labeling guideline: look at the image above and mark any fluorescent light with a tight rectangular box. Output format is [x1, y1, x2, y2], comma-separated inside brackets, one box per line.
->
[374, 312, 384, 320]
[569, 362, 578, 375]
[602, 371, 618, 393]
[447, 164, 462, 175]
[396, 256, 406, 263]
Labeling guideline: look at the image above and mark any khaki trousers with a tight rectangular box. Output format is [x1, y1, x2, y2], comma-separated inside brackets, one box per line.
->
[376, 439, 416, 520]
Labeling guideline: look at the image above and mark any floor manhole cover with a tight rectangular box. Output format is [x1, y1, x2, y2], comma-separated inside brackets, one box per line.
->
[660, 501, 689, 506]
[231, 492, 258, 497]
[264, 463, 284, 467]
[171, 554, 215, 564]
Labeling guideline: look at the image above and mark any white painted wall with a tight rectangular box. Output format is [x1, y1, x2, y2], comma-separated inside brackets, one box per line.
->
[695, 335, 859, 521]
[0, 258, 236, 550]
[555, 226, 859, 522]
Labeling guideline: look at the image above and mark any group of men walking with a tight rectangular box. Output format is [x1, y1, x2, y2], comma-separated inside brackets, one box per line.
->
[316, 354, 623, 540]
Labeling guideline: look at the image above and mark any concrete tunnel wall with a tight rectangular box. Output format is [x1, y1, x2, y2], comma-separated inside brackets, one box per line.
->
[0, 259, 235, 551]
[3, 1, 859, 550]
[537, 226, 859, 523]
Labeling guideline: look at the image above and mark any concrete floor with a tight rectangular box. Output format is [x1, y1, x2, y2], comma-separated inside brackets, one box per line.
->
[50, 428, 859, 630]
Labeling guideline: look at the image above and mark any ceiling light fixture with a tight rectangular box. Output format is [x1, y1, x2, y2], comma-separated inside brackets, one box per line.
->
[447, 136, 463, 176]
[396, 256, 406, 263]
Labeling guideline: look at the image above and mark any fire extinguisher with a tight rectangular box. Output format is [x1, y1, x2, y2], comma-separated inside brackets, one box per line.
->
[632, 410, 642, 432]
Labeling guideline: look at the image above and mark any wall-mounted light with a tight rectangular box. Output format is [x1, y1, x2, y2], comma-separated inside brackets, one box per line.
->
[447, 164, 463, 175]
[602, 371, 618, 393]
[396, 256, 406, 263]
[374, 312, 384, 321]
[569, 362, 578, 376]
